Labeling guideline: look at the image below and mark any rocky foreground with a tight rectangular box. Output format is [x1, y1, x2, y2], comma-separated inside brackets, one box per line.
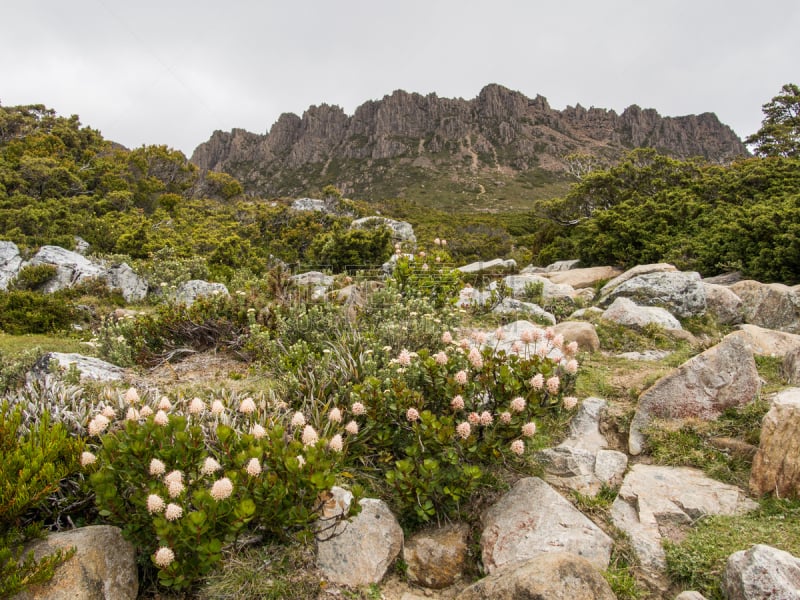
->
[8, 249, 800, 599]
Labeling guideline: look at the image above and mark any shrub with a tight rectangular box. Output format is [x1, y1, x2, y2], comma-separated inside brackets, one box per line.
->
[0, 290, 76, 334]
[0, 402, 83, 597]
[9, 264, 58, 291]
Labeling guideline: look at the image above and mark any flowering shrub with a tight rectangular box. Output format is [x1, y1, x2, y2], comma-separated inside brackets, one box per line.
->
[84, 389, 355, 591]
[346, 327, 580, 526]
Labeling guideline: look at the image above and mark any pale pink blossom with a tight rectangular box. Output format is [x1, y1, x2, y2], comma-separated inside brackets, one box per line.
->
[552, 334, 564, 349]
[565, 341, 579, 356]
[291, 412, 306, 428]
[441, 239, 447, 246]
[351, 402, 366, 416]
[563, 396, 579, 410]
[147, 494, 165, 514]
[510, 396, 526, 413]
[406, 408, 420, 422]
[459, 338, 471, 350]
[494, 327, 506, 341]
[302, 425, 319, 447]
[545, 328, 555, 340]
[88, 414, 110, 436]
[328, 434, 344, 452]
[125, 407, 140, 421]
[434, 351, 448, 365]
[154, 410, 169, 426]
[397, 349, 412, 367]
[522, 422, 537, 437]
[328, 407, 343, 423]
[188, 397, 205, 414]
[419, 250, 426, 258]
[468, 347, 483, 369]
[250, 424, 266, 439]
[441, 331, 453, 344]
[550, 348, 564, 362]
[529, 374, 544, 390]
[296, 455, 306, 468]
[520, 329, 534, 344]
[510, 439, 525, 455]
[455, 370, 468, 385]
[211, 400, 225, 415]
[536, 345, 549, 359]
[164, 503, 183, 521]
[139, 405, 153, 418]
[500, 411, 512, 424]
[471, 331, 487, 345]
[124, 387, 140, 404]
[479, 411, 493, 426]
[239, 397, 256, 414]
[565, 359, 579, 375]
[456, 422, 471, 439]
[149, 458, 166, 476]
[201, 457, 221, 475]
[101, 406, 116, 419]
[158, 396, 172, 411]
[451, 395, 465, 410]
[532, 328, 545, 342]
[434, 237, 441, 246]
[80, 451, 96, 467]
[511, 341, 523, 354]
[153, 546, 175, 568]
[164, 470, 183, 484]
[210, 477, 234, 501]
[422, 263, 429, 271]
[546, 376, 561, 395]
[167, 479, 184, 498]
[245, 458, 262, 476]
[345, 420, 359, 435]
[467, 412, 480, 425]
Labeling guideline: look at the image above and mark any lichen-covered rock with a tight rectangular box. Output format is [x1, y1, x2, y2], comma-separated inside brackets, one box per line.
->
[602, 297, 682, 331]
[457, 258, 516, 274]
[32, 353, 126, 382]
[722, 544, 800, 600]
[750, 388, 800, 498]
[491, 297, 556, 325]
[542, 265, 623, 289]
[0, 240, 23, 290]
[784, 347, 800, 384]
[544, 259, 582, 272]
[731, 280, 800, 334]
[12, 525, 137, 600]
[552, 321, 601, 353]
[105, 263, 148, 302]
[703, 282, 744, 325]
[599, 263, 678, 296]
[457, 553, 616, 600]
[403, 523, 470, 589]
[504, 274, 576, 300]
[25, 245, 105, 293]
[728, 324, 800, 359]
[480, 477, 612, 572]
[629, 333, 760, 455]
[174, 280, 229, 306]
[599, 270, 707, 318]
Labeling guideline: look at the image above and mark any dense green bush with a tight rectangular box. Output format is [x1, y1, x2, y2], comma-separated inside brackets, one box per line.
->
[0, 290, 76, 334]
[0, 402, 83, 597]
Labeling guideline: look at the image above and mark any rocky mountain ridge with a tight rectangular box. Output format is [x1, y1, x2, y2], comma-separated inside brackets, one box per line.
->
[191, 84, 748, 201]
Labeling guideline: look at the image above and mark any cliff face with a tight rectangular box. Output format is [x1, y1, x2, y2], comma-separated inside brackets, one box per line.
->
[190, 84, 748, 200]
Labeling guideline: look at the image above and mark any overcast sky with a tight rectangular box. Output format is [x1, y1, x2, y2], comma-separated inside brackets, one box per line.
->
[2, 1, 798, 156]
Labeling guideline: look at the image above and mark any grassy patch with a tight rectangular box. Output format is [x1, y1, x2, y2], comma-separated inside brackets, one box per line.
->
[665, 498, 800, 599]
[0, 333, 88, 356]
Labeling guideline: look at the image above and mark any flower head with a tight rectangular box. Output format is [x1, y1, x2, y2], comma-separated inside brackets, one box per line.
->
[451, 395, 465, 410]
[164, 470, 183, 484]
[296, 455, 306, 468]
[351, 402, 366, 416]
[101, 406, 116, 419]
[154, 410, 169, 426]
[472, 331, 487, 345]
[479, 411, 493, 426]
[510, 439, 525, 455]
[500, 411, 512, 424]
[552, 334, 564, 349]
[167, 479, 184, 498]
[397, 349, 412, 367]
[529, 374, 544, 390]
[211, 400, 225, 415]
[467, 412, 480, 425]
[520, 329, 534, 344]
[158, 396, 172, 411]
[139, 405, 153, 418]
[406, 408, 420, 423]
[456, 422, 471, 439]
[124, 387, 140, 404]
[468, 347, 483, 369]
[88, 414, 110, 436]
[345, 420, 359, 435]
[245, 458, 262, 476]
[511, 341, 523, 354]
[434, 351, 448, 365]
[201, 457, 221, 475]
[455, 370, 468, 386]
[188, 397, 205, 414]
[164, 503, 183, 521]
[149, 458, 166, 476]
[494, 326, 506, 341]
[250, 423, 266, 439]
[565, 359, 579, 375]
[328, 407, 343, 423]
[563, 396, 579, 410]
[239, 397, 257, 414]
[522, 422, 537, 437]
[546, 376, 561, 395]
[291, 412, 306, 428]
[510, 396, 526, 413]
[210, 477, 233, 501]
[80, 451, 96, 467]
[328, 434, 344, 452]
[153, 547, 175, 568]
[147, 494, 165, 514]
[302, 425, 319, 447]
[442, 331, 453, 344]
[125, 407, 140, 421]
[566, 340, 579, 356]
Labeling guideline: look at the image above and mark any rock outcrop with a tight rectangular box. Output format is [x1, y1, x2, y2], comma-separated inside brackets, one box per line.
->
[722, 544, 800, 600]
[403, 523, 470, 589]
[750, 388, 800, 498]
[190, 85, 747, 199]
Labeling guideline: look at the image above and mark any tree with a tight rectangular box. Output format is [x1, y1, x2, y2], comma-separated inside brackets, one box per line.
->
[745, 83, 800, 158]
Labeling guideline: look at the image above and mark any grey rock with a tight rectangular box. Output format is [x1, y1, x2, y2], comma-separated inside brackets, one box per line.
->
[722, 544, 800, 600]
[404, 523, 470, 589]
[33, 353, 126, 382]
[457, 258, 516, 274]
[784, 347, 800, 384]
[351, 216, 416, 244]
[291, 197, 337, 213]
[0, 240, 23, 290]
[25, 245, 104, 293]
[675, 591, 709, 600]
[457, 286, 493, 308]
[457, 553, 616, 600]
[13, 525, 137, 600]
[73, 236, 90, 254]
[629, 333, 760, 455]
[504, 274, 576, 300]
[520, 264, 547, 274]
[617, 350, 674, 361]
[599, 270, 707, 318]
[480, 477, 612, 572]
[750, 388, 800, 498]
[290, 271, 334, 287]
[599, 263, 678, 296]
[491, 297, 556, 325]
[174, 280, 229, 306]
[552, 321, 601, 353]
[611, 465, 757, 575]
[703, 282, 744, 325]
[602, 297, 682, 331]
[316, 497, 403, 586]
[544, 259, 582, 272]
[728, 324, 800, 358]
[731, 280, 800, 334]
[105, 263, 148, 302]
[703, 271, 743, 285]
[542, 265, 623, 289]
